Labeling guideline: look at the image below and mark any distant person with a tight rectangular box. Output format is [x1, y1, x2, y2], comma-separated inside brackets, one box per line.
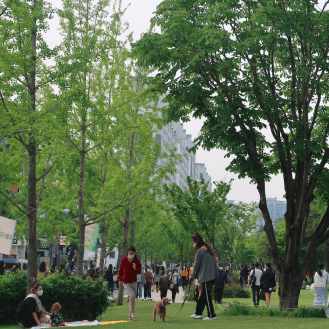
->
[105, 265, 114, 293]
[144, 266, 154, 300]
[11, 264, 18, 273]
[213, 263, 229, 304]
[0, 261, 5, 275]
[313, 262, 329, 306]
[88, 264, 95, 276]
[249, 262, 262, 307]
[238, 265, 249, 290]
[38, 261, 47, 277]
[157, 271, 169, 299]
[301, 277, 307, 290]
[154, 266, 161, 289]
[169, 269, 180, 303]
[260, 263, 276, 308]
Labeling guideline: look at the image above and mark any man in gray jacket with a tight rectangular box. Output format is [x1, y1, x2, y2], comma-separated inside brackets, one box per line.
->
[190, 232, 217, 321]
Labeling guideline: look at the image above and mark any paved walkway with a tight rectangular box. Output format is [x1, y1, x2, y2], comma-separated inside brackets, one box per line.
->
[113, 287, 187, 303]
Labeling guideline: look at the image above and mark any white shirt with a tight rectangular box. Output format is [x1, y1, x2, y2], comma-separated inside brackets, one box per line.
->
[315, 270, 329, 287]
[251, 269, 263, 286]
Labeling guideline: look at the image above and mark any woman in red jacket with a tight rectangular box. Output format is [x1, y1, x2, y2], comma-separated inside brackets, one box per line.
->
[118, 246, 141, 321]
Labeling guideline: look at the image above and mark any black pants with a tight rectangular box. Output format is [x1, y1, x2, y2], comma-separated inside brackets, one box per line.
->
[195, 280, 216, 318]
[252, 285, 261, 305]
[160, 288, 167, 299]
[172, 289, 177, 302]
[214, 287, 223, 303]
[16, 312, 38, 328]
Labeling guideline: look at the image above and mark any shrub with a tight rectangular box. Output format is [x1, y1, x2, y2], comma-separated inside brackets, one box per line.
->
[38, 272, 111, 321]
[0, 271, 110, 324]
[223, 275, 250, 298]
[0, 271, 27, 324]
[223, 303, 326, 318]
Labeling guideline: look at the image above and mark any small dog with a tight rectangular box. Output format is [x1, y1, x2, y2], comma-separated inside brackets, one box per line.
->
[153, 297, 171, 322]
[49, 302, 66, 327]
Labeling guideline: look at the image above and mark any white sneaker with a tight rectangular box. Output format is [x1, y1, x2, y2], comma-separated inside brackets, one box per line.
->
[203, 317, 217, 320]
[191, 314, 202, 319]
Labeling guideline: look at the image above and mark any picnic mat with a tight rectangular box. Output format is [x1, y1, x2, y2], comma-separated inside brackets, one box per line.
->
[32, 320, 128, 328]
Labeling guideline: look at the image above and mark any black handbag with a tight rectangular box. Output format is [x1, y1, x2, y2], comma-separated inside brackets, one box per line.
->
[260, 289, 266, 301]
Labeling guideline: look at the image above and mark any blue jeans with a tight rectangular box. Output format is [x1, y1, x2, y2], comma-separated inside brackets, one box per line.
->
[145, 282, 152, 298]
[136, 281, 143, 299]
[252, 285, 261, 305]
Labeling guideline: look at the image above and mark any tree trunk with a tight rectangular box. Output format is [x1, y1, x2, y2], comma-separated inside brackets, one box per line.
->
[180, 245, 184, 268]
[77, 124, 86, 276]
[99, 219, 106, 278]
[26, 149, 37, 295]
[26, 0, 38, 295]
[130, 217, 135, 247]
[279, 268, 304, 310]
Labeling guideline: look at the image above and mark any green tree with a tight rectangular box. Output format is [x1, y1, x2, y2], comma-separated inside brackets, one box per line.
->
[0, 0, 61, 293]
[218, 202, 258, 272]
[133, 0, 329, 309]
[164, 176, 231, 251]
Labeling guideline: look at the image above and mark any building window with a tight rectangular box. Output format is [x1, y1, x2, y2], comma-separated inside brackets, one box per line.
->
[108, 252, 115, 259]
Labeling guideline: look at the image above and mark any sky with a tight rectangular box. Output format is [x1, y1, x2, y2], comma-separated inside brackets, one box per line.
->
[45, 0, 329, 203]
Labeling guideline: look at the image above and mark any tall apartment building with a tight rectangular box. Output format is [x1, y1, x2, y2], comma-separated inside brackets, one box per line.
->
[155, 121, 212, 191]
[228, 197, 286, 230]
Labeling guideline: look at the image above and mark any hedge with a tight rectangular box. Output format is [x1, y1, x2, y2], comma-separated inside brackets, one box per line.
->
[223, 302, 326, 318]
[0, 271, 110, 324]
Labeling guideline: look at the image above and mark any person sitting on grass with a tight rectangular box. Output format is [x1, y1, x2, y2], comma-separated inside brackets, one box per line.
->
[16, 283, 52, 328]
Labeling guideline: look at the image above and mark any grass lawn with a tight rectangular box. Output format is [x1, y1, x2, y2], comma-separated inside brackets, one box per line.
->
[1, 288, 326, 329]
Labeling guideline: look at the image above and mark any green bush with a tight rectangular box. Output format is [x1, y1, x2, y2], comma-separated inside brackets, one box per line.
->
[38, 272, 110, 321]
[223, 303, 326, 318]
[0, 271, 27, 324]
[0, 271, 110, 324]
[223, 275, 250, 298]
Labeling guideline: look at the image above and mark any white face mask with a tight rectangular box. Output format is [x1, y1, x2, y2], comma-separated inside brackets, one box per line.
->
[193, 243, 196, 248]
[219, 267, 223, 270]
[174, 273, 177, 276]
[38, 290, 43, 296]
[127, 255, 134, 260]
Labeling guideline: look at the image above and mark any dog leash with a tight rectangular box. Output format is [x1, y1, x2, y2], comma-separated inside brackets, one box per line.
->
[165, 279, 192, 320]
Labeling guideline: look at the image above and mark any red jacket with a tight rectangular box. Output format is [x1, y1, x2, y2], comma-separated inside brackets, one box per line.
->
[118, 257, 141, 283]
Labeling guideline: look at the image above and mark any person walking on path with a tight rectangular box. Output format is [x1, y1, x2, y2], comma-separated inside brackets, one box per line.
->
[313, 262, 329, 307]
[154, 266, 161, 289]
[238, 265, 249, 290]
[118, 247, 142, 321]
[249, 262, 262, 307]
[182, 266, 188, 287]
[136, 272, 143, 300]
[144, 266, 154, 300]
[190, 232, 218, 321]
[157, 271, 170, 299]
[213, 263, 229, 304]
[170, 269, 180, 303]
[260, 263, 276, 308]
[105, 265, 114, 294]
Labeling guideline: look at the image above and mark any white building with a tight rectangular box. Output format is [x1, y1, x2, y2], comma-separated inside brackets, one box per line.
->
[155, 119, 212, 191]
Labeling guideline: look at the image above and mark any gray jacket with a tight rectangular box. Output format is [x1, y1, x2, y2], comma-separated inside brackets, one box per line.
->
[191, 248, 218, 283]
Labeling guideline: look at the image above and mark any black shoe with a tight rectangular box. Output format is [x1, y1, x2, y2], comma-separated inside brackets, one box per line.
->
[18, 323, 25, 329]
